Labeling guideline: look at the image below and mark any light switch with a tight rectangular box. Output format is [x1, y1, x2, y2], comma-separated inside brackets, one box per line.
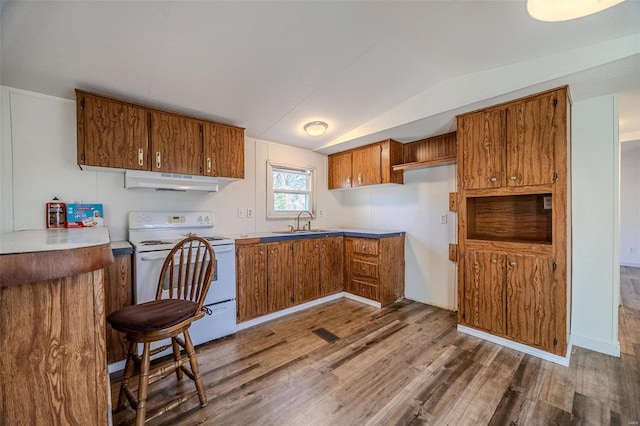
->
[237, 208, 245, 218]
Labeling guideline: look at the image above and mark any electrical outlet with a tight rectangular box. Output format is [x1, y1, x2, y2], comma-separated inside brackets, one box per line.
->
[318, 210, 324, 217]
[440, 213, 447, 224]
[247, 208, 254, 219]
[237, 208, 245, 218]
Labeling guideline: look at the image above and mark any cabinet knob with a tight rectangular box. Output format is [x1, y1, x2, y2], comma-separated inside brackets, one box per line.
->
[138, 148, 144, 166]
[269, 250, 274, 254]
[489, 176, 497, 182]
[156, 152, 162, 169]
[510, 176, 517, 181]
[510, 261, 517, 267]
[491, 259, 497, 264]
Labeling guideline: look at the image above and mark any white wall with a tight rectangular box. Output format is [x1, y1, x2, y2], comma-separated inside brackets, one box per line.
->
[0, 86, 338, 240]
[620, 140, 640, 267]
[340, 165, 457, 309]
[571, 94, 620, 356]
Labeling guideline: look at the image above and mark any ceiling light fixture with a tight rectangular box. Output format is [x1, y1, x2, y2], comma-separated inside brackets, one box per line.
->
[526, 0, 625, 21]
[303, 121, 328, 136]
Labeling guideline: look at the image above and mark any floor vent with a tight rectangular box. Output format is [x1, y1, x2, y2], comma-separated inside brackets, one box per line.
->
[313, 328, 339, 343]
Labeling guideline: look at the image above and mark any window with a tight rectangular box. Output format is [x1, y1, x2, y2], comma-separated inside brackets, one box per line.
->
[267, 162, 315, 219]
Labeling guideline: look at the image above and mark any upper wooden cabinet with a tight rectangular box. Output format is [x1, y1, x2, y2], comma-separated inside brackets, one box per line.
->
[150, 111, 202, 175]
[327, 139, 403, 189]
[75, 89, 244, 178]
[203, 123, 244, 179]
[458, 88, 565, 190]
[76, 91, 149, 170]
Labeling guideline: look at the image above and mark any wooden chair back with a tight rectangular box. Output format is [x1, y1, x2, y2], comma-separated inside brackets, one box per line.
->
[155, 236, 215, 312]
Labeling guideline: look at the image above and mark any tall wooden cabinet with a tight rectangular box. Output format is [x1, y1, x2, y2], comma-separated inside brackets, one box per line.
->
[76, 89, 245, 178]
[457, 86, 570, 356]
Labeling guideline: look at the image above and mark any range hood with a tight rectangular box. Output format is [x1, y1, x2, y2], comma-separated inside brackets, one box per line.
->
[125, 170, 219, 192]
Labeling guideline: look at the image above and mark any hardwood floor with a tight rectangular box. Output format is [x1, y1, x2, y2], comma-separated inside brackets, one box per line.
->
[111, 267, 640, 425]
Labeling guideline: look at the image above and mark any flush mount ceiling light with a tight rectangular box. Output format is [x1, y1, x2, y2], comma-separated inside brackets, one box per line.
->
[303, 121, 328, 136]
[527, 0, 625, 21]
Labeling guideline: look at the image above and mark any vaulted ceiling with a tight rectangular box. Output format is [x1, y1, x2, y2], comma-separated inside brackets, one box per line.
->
[1, 1, 639, 153]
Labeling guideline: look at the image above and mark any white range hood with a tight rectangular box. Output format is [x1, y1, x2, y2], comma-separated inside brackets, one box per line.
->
[124, 170, 219, 192]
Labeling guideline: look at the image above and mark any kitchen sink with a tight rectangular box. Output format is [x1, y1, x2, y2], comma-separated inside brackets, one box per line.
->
[271, 229, 330, 234]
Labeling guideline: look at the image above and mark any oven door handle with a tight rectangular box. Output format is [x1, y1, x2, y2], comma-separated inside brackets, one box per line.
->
[213, 247, 234, 254]
[140, 254, 169, 261]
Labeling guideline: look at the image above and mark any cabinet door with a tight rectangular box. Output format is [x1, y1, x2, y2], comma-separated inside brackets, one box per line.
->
[462, 250, 506, 335]
[79, 93, 148, 170]
[328, 152, 352, 189]
[506, 92, 560, 187]
[352, 144, 382, 187]
[203, 123, 244, 179]
[460, 109, 506, 190]
[104, 254, 132, 364]
[293, 239, 320, 304]
[320, 237, 344, 296]
[506, 254, 556, 350]
[236, 245, 268, 321]
[150, 111, 202, 175]
[267, 241, 293, 312]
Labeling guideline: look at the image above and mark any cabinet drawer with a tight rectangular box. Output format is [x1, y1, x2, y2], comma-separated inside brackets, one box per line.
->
[350, 278, 379, 301]
[351, 259, 379, 279]
[348, 238, 379, 256]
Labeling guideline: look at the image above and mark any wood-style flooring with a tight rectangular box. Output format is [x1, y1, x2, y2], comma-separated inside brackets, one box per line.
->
[111, 267, 640, 425]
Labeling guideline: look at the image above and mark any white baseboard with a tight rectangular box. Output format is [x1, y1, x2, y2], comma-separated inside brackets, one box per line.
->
[457, 325, 572, 367]
[343, 292, 382, 308]
[620, 260, 640, 268]
[237, 293, 345, 331]
[570, 333, 620, 357]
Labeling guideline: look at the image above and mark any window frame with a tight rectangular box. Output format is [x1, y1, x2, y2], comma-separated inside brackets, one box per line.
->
[266, 161, 316, 219]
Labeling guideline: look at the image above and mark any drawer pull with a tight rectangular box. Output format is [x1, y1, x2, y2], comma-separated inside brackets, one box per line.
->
[156, 152, 162, 169]
[138, 148, 144, 166]
[489, 176, 497, 183]
[510, 176, 517, 181]
[510, 261, 517, 267]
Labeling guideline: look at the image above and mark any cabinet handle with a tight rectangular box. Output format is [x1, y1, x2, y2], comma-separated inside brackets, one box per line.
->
[358, 173, 362, 185]
[207, 157, 212, 173]
[510, 261, 517, 267]
[346, 176, 351, 187]
[510, 176, 517, 181]
[138, 148, 144, 166]
[156, 152, 161, 169]
[489, 176, 497, 182]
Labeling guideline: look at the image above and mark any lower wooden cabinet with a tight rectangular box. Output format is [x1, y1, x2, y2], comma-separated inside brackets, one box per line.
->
[461, 249, 560, 353]
[237, 236, 345, 322]
[236, 244, 268, 321]
[104, 253, 133, 364]
[320, 237, 344, 296]
[267, 241, 293, 312]
[345, 235, 404, 306]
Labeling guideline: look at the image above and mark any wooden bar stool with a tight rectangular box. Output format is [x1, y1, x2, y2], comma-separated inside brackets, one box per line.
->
[107, 236, 215, 425]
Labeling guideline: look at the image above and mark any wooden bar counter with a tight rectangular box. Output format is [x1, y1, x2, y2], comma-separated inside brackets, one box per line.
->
[0, 227, 113, 425]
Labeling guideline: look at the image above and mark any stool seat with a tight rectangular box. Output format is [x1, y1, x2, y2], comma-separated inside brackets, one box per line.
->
[107, 299, 197, 333]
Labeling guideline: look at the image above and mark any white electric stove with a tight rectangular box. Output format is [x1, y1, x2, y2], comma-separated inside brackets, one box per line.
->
[128, 211, 236, 357]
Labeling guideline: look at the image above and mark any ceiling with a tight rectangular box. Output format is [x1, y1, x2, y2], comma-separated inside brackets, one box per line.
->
[1, 1, 639, 154]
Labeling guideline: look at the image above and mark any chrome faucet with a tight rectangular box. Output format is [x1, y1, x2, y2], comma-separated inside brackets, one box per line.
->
[296, 210, 313, 231]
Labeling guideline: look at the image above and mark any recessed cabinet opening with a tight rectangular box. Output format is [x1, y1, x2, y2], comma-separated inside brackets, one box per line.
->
[467, 194, 552, 244]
